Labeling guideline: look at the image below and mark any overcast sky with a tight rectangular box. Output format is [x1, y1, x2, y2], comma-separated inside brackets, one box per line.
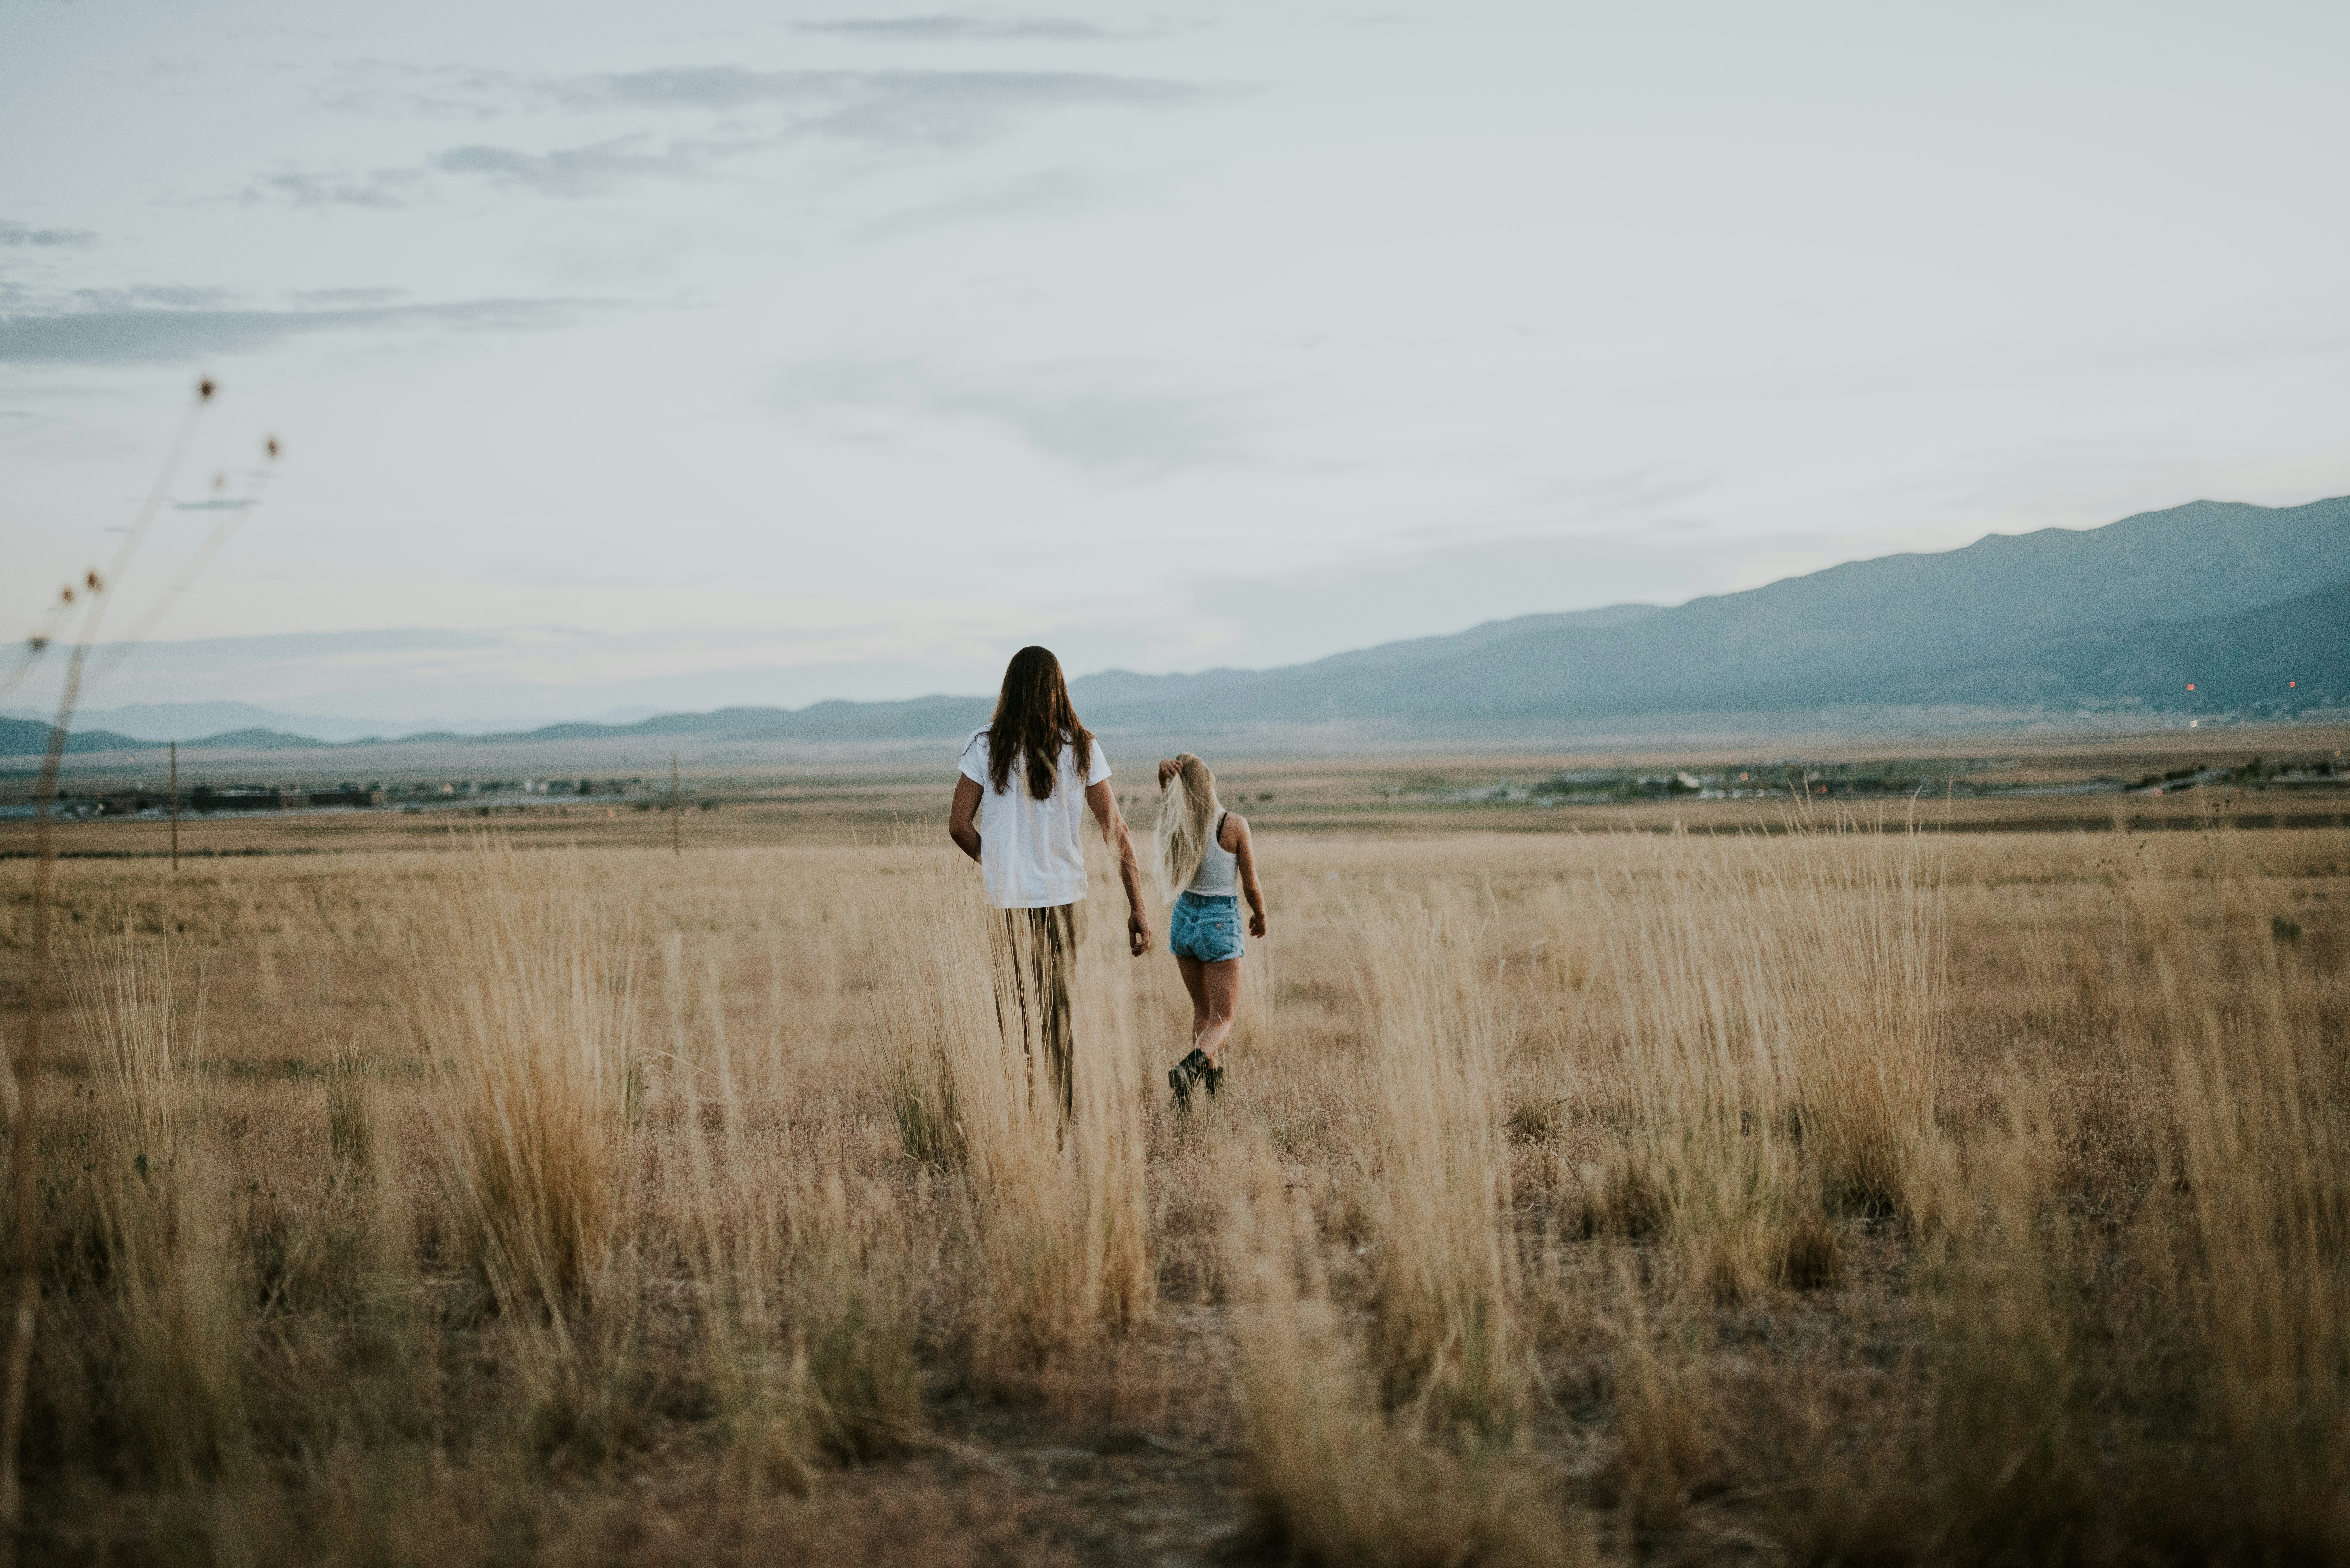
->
[5, 0, 2347, 725]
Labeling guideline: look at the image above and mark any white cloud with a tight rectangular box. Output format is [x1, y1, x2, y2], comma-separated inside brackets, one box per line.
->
[774, 356, 1247, 472]
[794, 16, 1123, 42]
[2, 0, 2345, 720]
[0, 295, 593, 364]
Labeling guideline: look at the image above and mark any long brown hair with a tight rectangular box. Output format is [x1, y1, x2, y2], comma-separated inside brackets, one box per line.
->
[986, 645, 1093, 799]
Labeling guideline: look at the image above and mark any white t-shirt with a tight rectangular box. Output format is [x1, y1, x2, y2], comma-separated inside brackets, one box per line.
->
[959, 729, 1112, 909]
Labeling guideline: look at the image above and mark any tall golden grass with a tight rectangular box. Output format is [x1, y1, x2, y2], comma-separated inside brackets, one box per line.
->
[1574, 820, 1944, 1301]
[1222, 1135, 1576, 1565]
[2162, 893, 2350, 1549]
[1354, 901, 1516, 1433]
[66, 932, 248, 1491]
[409, 841, 639, 1313]
[864, 848, 1152, 1381]
[0, 815, 2343, 1560]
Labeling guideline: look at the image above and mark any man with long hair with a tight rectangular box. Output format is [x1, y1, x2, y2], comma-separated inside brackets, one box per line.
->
[948, 645, 1150, 1125]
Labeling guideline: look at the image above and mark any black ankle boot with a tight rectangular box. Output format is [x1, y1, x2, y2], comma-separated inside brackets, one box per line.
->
[1202, 1062, 1224, 1097]
[1169, 1047, 1209, 1106]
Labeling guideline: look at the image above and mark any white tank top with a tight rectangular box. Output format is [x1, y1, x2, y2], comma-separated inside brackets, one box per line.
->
[1186, 811, 1238, 896]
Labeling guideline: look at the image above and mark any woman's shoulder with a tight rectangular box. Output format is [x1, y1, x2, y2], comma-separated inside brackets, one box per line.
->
[1221, 810, 1248, 845]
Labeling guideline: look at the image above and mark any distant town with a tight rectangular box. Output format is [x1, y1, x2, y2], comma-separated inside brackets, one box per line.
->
[17, 753, 2350, 824]
[1399, 755, 2350, 806]
[20, 776, 709, 822]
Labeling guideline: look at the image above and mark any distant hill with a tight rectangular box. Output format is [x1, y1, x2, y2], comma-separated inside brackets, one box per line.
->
[0, 701, 389, 744]
[1079, 495, 2350, 727]
[1915, 578, 2350, 709]
[8, 494, 2346, 759]
[426, 695, 997, 748]
[182, 727, 333, 751]
[0, 718, 330, 758]
[0, 699, 673, 746]
[1066, 603, 1666, 708]
[0, 716, 162, 758]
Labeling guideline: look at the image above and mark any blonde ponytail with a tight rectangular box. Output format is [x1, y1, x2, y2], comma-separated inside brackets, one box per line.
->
[1152, 753, 1221, 904]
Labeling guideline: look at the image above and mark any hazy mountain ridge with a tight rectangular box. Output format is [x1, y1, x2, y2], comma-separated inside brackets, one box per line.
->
[7, 495, 2346, 758]
[1078, 495, 2350, 726]
[0, 718, 348, 758]
[0, 718, 156, 758]
[1066, 602, 1667, 708]
[0, 700, 673, 744]
[1917, 578, 2350, 708]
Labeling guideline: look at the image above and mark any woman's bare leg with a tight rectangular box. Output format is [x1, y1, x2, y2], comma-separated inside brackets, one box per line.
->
[1194, 957, 1242, 1067]
[1175, 954, 1210, 1048]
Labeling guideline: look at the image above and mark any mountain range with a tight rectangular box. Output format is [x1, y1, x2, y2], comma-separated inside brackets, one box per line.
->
[6, 494, 2346, 760]
[1076, 495, 2350, 727]
[0, 701, 664, 746]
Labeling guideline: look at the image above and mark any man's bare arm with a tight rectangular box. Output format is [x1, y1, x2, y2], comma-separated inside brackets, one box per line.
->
[948, 775, 983, 863]
[1086, 779, 1152, 955]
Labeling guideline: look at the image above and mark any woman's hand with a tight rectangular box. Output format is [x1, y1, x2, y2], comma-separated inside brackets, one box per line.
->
[1249, 911, 1267, 939]
[1157, 757, 1181, 789]
[948, 775, 983, 863]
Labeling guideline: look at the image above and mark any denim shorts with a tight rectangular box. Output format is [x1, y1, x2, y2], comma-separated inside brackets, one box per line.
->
[1170, 892, 1245, 963]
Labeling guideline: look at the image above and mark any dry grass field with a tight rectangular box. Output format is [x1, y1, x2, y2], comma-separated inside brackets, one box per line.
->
[2, 805, 2346, 1564]
[16, 718, 2350, 859]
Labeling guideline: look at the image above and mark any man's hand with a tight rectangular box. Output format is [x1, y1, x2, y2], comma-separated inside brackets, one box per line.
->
[1128, 907, 1152, 956]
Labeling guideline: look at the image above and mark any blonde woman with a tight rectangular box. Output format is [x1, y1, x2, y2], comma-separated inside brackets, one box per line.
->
[1154, 753, 1267, 1104]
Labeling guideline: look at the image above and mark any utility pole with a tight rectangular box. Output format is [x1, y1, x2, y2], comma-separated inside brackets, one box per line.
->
[169, 739, 179, 873]
[671, 751, 680, 858]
